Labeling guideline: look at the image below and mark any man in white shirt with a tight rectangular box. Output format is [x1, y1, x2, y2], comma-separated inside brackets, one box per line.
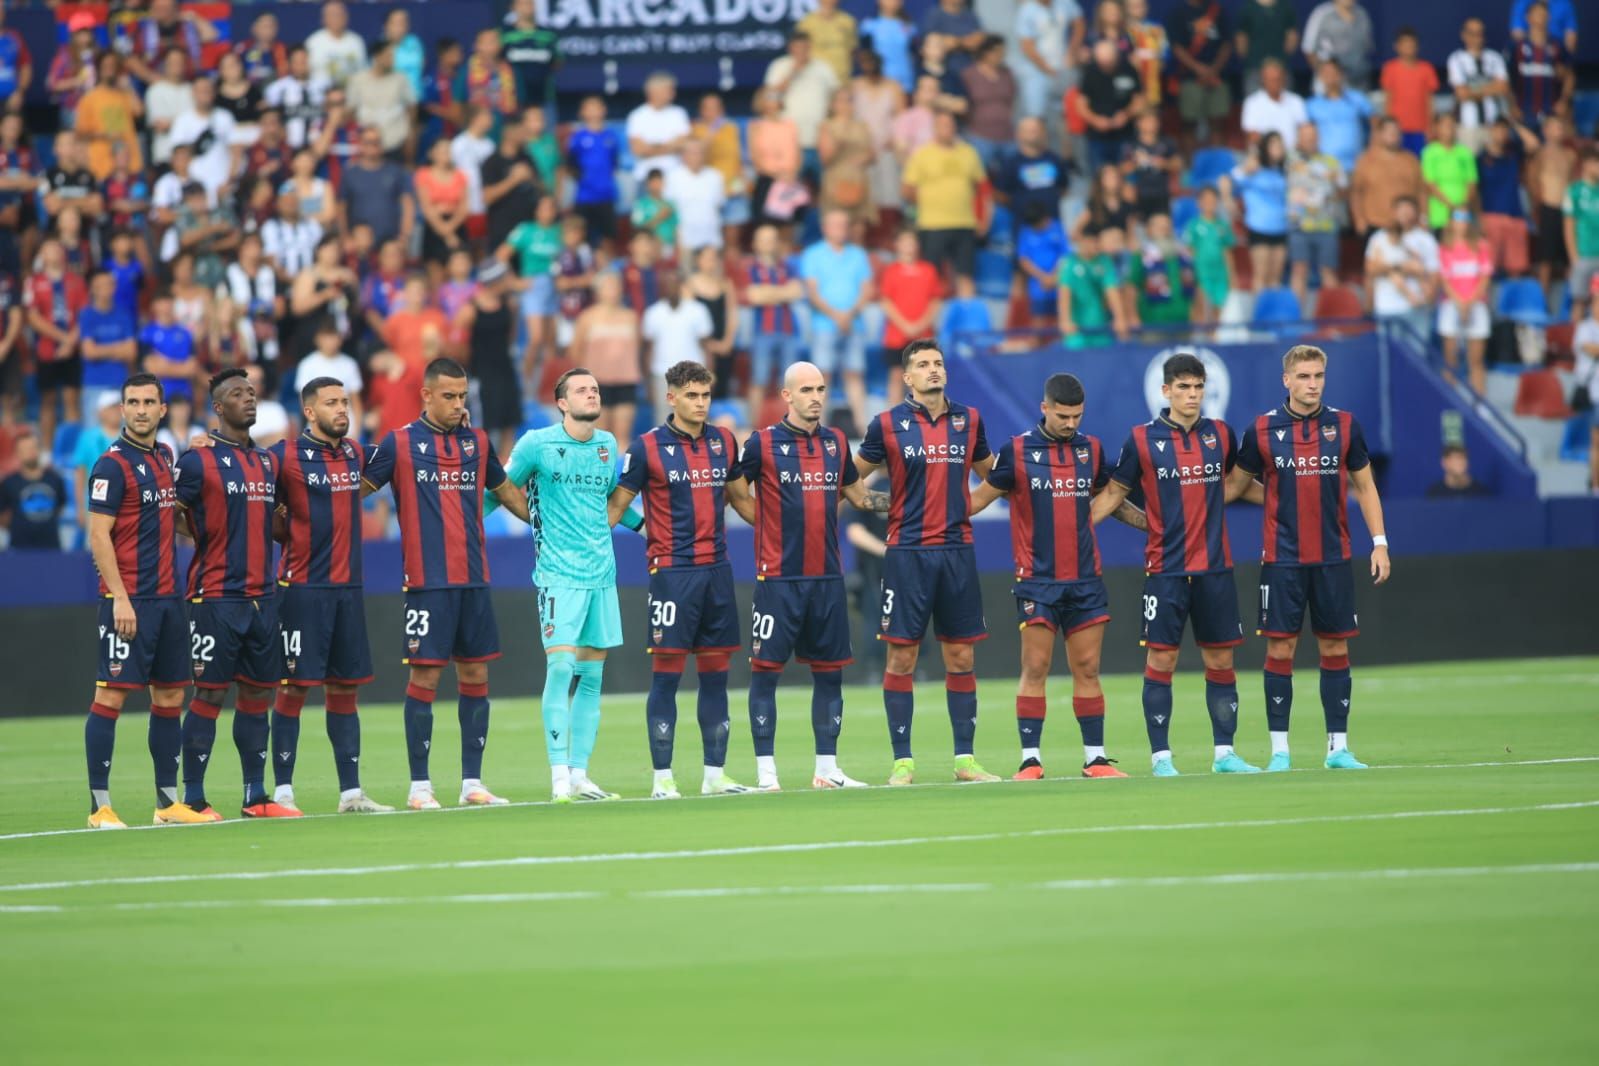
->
[1364, 194, 1439, 340]
[168, 78, 239, 198]
[346, 40, 415, 154]
[642, 271, 713, 415]
[764, 33, 840, 153]
[1446, 18, 1511, 154]
[143, 48, 194, 166]
[264, 46, 329, 150]
[1241, 59, 1308, 148]
[625, 72, 693, 183]
[451, 105, 497, 216]
[664, 139, 727, 254]
[305, 0, 367, 88]
[294, 318, 365, 427]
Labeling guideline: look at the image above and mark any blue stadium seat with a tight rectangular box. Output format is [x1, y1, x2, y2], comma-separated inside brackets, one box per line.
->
[987, 205, 1015, 250]
[1250, 287, 1302, 325]
[1171, 195, 1198, 235]
[1186, 148, 1236, 190]
[974, 250, 1012, 299]
[1555, 285, 1572, 322]
[1573, 91, 1599, 138]
[609, 120, 635, 173]
[1558, 415, 1592, 463]
[1496, 278, 1549, 325]
[51, 423, 80, 468]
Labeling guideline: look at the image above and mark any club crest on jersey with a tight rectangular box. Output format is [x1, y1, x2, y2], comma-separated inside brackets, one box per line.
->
[284, 658, 296, 673]
[952, 414, 967, 432]
[408, 638, 420, 654]
[597, 446, 610, 463]
[823, 438, 837, 456]
[1022, 600, 1036, 615]
[751, 638, 762, 656]
[107, 660, 122, 678]
[543, 623, 555, 639]
[193, 661, 206, 677]
[1201, 432, 1217, 449]
[462, 437, 476, 457]
[341, 440, 357, 459]
[1322, 424, 1337, 441]
[652, 628, 663, 644]
[709, 436, 724, 455]
[1075, 447, 1091, 464]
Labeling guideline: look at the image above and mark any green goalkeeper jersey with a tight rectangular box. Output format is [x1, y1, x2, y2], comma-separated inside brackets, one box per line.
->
[489, 423, 621, 590]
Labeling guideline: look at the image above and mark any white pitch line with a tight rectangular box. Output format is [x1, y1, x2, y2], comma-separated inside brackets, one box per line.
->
[4, 863, 1597, 917]
[2, 799, 1596, 895]
[3, 753, 1597, 845]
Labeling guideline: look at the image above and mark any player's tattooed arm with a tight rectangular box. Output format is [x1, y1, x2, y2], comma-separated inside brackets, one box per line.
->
[1111, 500, 1148, 531]
[967, 479, 1005, 516]
[1088, 479, 1131, 525]
[724, 476, 757, 524]
[842, 480, 891, 513]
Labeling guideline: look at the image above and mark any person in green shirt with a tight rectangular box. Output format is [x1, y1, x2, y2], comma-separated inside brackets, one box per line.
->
[1421, 112, 1478, 231]
[1183, 185, 1236, 323]
[486, 368, 643, 803]
[1127, 212, 1196, 326]
[500, 193, 563, 373]
[1565, 150, 1599, 319]
[1057, 229, 1117, 348]
[521, 105, 562, 195]
[1235, 0, 1299, 93]
[630, 169, 678, 248]
[500, 0, 562, 112]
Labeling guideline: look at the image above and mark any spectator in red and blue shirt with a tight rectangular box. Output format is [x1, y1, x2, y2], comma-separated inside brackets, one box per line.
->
[1509, 3, 1572, 132]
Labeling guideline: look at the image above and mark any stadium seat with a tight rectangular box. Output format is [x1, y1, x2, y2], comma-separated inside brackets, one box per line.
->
[1558, 415, 1593, 462]
[1250, 287, 1302, 326]
[51, 424, 80, 468]
[1512, 369, 1573, 418]
[1170, 196, 1198, 235]
[1186, 148, 1236, 191]
[1496, 279, 1550, 325]
[1555, 286, 1572, 322]
[987, 204, 1015, 249]
[974, 250, 1012, 300]
[1545, 322, 1575, 366]
[1313, 285, 1365, 320]
[1573, 91, 1599, 138]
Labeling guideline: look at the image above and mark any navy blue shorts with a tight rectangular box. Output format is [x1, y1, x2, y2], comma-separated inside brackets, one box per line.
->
[1014, 578, 1111, 635]
[279, 584, 374, 687]
[402, 587, 501, 666]
[879, 546, 987, 645]
[97, 596, 189, 690]
[750, 576, 853, 669]
[190, 597, 282, 690]
[647, 562, 740, 655]
[1257, 561, 1359, 640]
[1140, 571, 1244, 650]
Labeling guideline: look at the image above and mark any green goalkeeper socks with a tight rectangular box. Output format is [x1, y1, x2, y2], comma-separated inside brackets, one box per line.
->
[570, 659, 605, 772]
[542, 651, 576, 767]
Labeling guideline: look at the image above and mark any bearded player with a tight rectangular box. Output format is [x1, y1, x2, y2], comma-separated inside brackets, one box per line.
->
[971, 372, 1146, 780]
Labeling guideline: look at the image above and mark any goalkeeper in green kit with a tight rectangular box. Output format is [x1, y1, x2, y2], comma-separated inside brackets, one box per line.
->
[488, 368, 644, 802]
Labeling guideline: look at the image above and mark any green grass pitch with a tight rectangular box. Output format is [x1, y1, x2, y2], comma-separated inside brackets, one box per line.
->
[2, 656, 1596, 1064]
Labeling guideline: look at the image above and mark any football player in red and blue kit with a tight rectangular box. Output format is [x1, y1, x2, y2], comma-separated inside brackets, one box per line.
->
[268, 377, 391, 813]
[1228, 345, 1391, 772]
[971, 373, 1147, 781]
[362, 358, 532, 811]
[727, 361, 892, 792]
[1091, 352, 1265, 776]
[81, 374, 214, 828]
[609, 360, 758, 799]
[174, 369, 294, 819]
[855, 339, 1001, 786]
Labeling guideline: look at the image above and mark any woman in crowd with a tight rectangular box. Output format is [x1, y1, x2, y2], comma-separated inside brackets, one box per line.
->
[960, 36, 1016, 173]
[169, 252, 215, 365]
[414, 137, 469, 285]
[215, 51, 263, 138]
[852, 47, 906, 236]
[749, 87, 804, 232]
[1436, 210, 1494, 396]
[694, 93, 749, 252]
[1074, 162, 1137, 240]
[1228, 131, 1290, 294]
[686, 245, 743, 409]
[818, 88, 877, 228]
[891, 74, 939, 168]
[279, 148, 336, 230]
[289, 233, 357, 362]
[457, 260, 521, 459]
[571, 270, 642, 443]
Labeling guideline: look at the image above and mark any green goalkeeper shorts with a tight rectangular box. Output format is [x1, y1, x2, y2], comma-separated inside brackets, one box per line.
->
[536, 585, 624, 651]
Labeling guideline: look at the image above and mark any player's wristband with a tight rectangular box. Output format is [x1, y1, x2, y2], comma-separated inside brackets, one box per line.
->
[1372, 535, 1388, 548]
[619, 508, 644, 532]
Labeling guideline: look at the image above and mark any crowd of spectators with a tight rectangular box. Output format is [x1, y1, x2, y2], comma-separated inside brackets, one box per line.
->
[0, 0, 1594, 548]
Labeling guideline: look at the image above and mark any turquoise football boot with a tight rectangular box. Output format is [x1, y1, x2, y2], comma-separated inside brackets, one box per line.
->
[1151, 755, 1180, 777]
[1325, 748, 1368, 770]
[1266, 752, 1292, 773]
[1212, 751, 1262, 774]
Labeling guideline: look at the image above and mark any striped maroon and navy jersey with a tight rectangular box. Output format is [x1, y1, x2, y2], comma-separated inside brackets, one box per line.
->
[858, 398, 990, 548]
[175, 433, 278, 600]
[987, 425, 1109, 582]
[86, 435, 180, 598]
[1236, 403, 1370, 566]
[618, 418, 736, 571]
[733, 420, 859, 578]
[362, 417, 506, 591]
[745, 261, 797, 336]
[271, 431, 366, 587]
[1510, 39, 1567, 120]
[1111, 412, 1237, 576]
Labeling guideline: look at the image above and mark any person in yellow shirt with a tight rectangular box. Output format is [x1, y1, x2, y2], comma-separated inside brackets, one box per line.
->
[798, 0, 860, 84]
[901, 110, 985, 278]
[75, 52, 144, 181]
[693, 92, 749, 249]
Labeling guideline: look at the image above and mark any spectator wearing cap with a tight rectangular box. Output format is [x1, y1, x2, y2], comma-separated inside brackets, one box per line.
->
[1426, 444, 1491, 497]
[348, 40, 417, 157]
[766, 34, 840, 170]
[1351, 117, 1424, 238]
[1241, 58, 1307, 149]
[306, 0, 367, 89]
[46, 14, 97, 123]
[338, 126, 414, 249]
[627, 72, 693, 184]
[1305, 57, 1372, 176]
[0, 430, 66, 552]
[169, 78, 239, 199]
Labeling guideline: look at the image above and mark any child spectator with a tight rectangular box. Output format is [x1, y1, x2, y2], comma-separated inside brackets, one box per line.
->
[1128, 212, 1196, 327]
[1421, 112, 1477, 232]
[1379, 27, 1439, 155]
[618, 230, 663, 316]
[631, 169, 679, 252]
[879, 230, 943, 408]
[1229, 131, 1290, 294]
[1056, 230, 1118, 348]
[1184, 186, 1236, 323]
[665, 140, 728, 255]
[501, 193, 562, 383]
[1016, 203, 1070, 329]
[294, 317, 365, 430]
[1121, 110, 1179, 219]
[1527, 115, 1575, 299]
[554, 215, 596, 325]
[1098, 225, 1139, 332]
[1436, 211, 1493, 395]
[938, 273, 992, 356]
[1565, 151, 1599, 322]
[139, 288, 198, 404]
